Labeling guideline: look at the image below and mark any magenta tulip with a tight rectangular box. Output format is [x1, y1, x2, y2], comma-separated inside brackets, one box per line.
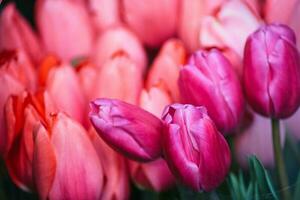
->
[162, 104, 231, 191]
[179, 49, 245, 134]
[89, 98, 163, 161]
[243, 24, 300, 118]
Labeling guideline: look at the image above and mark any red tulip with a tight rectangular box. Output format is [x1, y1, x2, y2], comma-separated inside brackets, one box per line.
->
[92, 26, 147, 72]
[89, 98, 163, 161]
[122, 0, 179, 47]
[0, 3, 43, 64]
[33, 112, 103, 200]
[4, 91, 56, 191]
[179, 49, 245, 134]
[146, 39, 187, 101]
[36, 0, 94, 61]
[162, 104, 231, 191]
[243, 24, 300, 118]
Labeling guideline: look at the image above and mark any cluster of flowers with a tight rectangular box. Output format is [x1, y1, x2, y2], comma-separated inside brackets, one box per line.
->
[0, 0, 300, 199]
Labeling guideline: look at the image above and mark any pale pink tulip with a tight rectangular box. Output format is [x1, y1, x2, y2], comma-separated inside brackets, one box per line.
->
[92, 26, 147, 72]
[36, 0, 94, 61]
[33, 113, 103, 200]
[122, 0, 178, 47]
[39, 56, 86, 124]
[235, 112, 286, 168]
[87, 0, 121, 33]
[0, 3, 43, 64]
[89, 128, 130, 200]
[146, 39, 187, 101]
[91, 53, 142, 105]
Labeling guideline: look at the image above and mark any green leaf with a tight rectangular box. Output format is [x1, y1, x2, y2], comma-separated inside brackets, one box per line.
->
[293, 170, 300, 200]
[246, 182, 254, 200]
[229, 173, 242, 200]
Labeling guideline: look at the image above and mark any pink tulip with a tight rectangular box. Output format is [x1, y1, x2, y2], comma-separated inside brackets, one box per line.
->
[129, 85, 175, 191]
[89, 128, 130, 200]
[36, 0, 94, 61]
[89, 98, 163, 162]
[122, 0, 179, 47]
[91, 53, 142, 104]
[0, 3, 43, 64]
[33, 112, 103, 200]
[264, 0, 300, 50]
[162, 104, 231, 191]
[146, 39, 187, 101]
[243, 24, 300, 118]
[178, 0, 225, 52]
[92, 26, 147, 72]
[179, 49, 245, 134]
[39, 57, 86, 124]
[4, 91, 56, 192]
[235, 112, 286, 168]
[0, 52, 29, 155]
[87, 0, 121, 33]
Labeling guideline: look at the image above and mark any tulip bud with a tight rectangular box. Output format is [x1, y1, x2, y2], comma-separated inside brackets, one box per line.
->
[235, 112, 286, 169]
[89, 98, 163, 161]
[36, 0, 94, 61]
[33, 113, 103, 200]
[92, 26, 147, 72]
[122, 0, 178, 47]
[243, 24, 300, 118]
[0, 3, 43, 64]
[146, 39, 187, 101]
[162, 104, 231, 191]
[179, 49, 245, 134]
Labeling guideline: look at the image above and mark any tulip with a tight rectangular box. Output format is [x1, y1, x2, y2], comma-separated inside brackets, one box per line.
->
[146, 39, 187, 101]
[89, 128, 130, 200]
[199, 0, 261, 77]
[0, 50, 37, 92]
[89, 98, 163, 161]
[178, 0, 225, 52]
[4, 91, 56, 191]
[92, 26, 147, 72]
[0, 56, 26, 155]
[91, 53, 142, 104]
[128, 85, 175, 191]
[87, 0, 121, 33]
[243, 24, 300, 118]
[122, 0, 178, 47]
[179, 49, 245, 134]
[33, 112, 103, 200]
[39, 56, 86, 124]
[36, 0, 94, 61]
[235, 112, 286, 169]
[162, 104, 231, 191]
[0, 3, 43, 64]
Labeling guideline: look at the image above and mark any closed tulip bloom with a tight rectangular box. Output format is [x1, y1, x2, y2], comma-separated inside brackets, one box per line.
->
[36, 0, 94, 61]
[243, 24, 300, 118]
[0, 3, 43, 64]
[89, 128, 130, 200]
[89, 98, 163, 161]
[179, 49, 245, 134]
[92, 26, 147, 72]
[162, 104, 231, 191]
[39, 57, 86, 124]
[235, 112, 286, 169]
[146, 39, 187, 101]
[128, 85, 175, 191]
[92, 53, 142, 104]
[33, 113, 103, 200]
[4, 91, 56, 191]
[122, 0, 178, 47]
[87, 0, 121, 33]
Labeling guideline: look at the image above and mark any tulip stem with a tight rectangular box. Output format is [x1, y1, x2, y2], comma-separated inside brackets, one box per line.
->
[271, 118, 291, 200]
